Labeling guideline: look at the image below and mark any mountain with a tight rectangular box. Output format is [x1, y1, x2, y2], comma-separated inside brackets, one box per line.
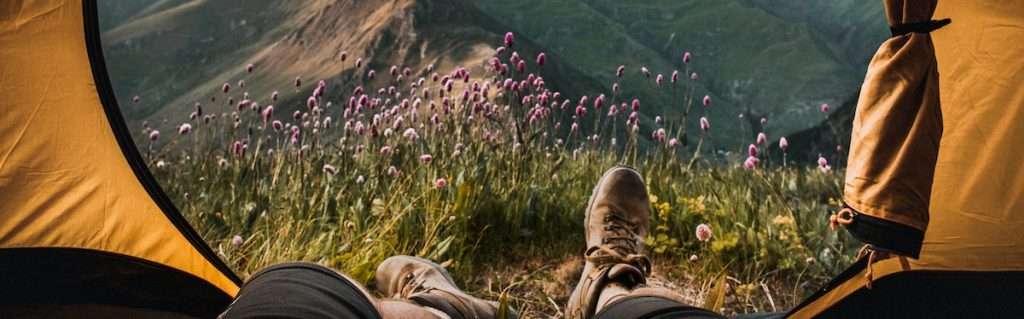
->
[100, 0, 599, 130]
[99, 0, 885, 151]
[473, 0, 884, 149]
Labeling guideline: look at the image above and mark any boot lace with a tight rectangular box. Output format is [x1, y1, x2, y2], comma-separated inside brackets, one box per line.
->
[585, 211, 651, 275]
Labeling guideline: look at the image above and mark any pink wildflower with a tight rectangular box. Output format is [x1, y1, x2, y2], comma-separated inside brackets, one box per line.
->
[653, 128, 666, 142]
[743, 156, 760, 170]
[178, 123, 192, 135]
[504, 32, 514, 48]
[322, 164, 337, 175]
[306, 96, 317, 109]
[695, 223, 712, 241]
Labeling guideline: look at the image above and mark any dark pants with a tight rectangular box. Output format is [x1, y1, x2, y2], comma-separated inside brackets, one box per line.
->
[596, 296, 784, 319]
[220, 262, 382, 319]
[595, 296, 724, 319]
[221, 262, 782, 319]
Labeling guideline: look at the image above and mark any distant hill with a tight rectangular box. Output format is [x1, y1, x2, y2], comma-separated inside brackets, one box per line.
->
[473, 0, 883, 149]
[99, 0, 885, 153]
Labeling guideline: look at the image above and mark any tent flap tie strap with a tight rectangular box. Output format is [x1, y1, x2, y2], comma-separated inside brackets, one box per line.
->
[890, 18, 951, 37]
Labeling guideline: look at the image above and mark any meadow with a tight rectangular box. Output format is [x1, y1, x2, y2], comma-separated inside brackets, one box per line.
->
[141, 32, 857, 317]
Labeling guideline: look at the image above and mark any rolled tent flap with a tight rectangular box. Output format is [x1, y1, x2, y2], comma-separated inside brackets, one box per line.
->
[0, 0, 239, 317]
[790, 0, 1024, 317]
[841, 0, 945, 258]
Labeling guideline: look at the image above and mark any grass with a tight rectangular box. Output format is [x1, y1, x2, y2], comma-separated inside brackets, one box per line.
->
[141, 36, 858, 317]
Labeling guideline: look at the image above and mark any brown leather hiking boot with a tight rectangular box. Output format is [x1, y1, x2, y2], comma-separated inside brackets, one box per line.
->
[375, 255, 517, 319]
[566, 166, 652, 319]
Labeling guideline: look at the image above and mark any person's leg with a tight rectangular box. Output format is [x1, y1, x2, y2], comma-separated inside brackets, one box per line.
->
[377, 300, 449, 319]
[567, 166, 724, 319]
[375, 255, 518, 319]
[220, 261, 447, 319]
[595, 283, 691, 312]
[594, 294, 724, 319]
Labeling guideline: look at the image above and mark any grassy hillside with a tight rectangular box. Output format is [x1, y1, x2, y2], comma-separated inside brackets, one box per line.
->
[142, 41, 859, 314]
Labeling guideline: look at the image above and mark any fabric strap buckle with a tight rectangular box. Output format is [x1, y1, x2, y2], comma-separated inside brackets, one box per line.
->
[890, 18, 952, 37]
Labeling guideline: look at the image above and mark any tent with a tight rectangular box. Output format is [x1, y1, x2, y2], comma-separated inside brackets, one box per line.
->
[788, 0, 1024, 317]
[2, 0, 1023, 318]
[0, 1, 240, 318]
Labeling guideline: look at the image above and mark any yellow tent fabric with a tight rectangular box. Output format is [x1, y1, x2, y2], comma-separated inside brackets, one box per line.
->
[791, 0, 1024, 317]
[0, 0, 239, 317]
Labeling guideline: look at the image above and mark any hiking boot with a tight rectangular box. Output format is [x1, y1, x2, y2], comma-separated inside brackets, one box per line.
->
[375, 255, 517, 319]
[566, 166, 652, 319]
